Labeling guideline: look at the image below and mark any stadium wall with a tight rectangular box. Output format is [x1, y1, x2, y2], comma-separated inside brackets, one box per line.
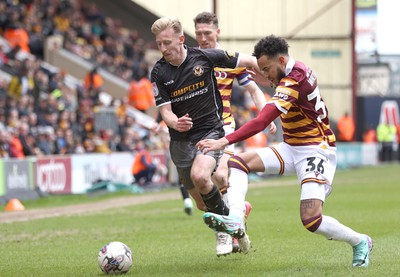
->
[0, 143, 379, 204]
[0, 151, 170, 204]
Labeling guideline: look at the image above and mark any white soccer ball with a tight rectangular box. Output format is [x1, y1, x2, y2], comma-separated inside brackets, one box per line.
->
[98, 241, 133, 275]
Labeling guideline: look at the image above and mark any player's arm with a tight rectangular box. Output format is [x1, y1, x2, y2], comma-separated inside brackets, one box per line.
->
[158, 104, 193, 132]
[204, 49, 258, 71]
[246, 81, 267, 111]
[196, 103, 281, 152]
[246, 82, 277, 135]
[237, 53, 259, 70]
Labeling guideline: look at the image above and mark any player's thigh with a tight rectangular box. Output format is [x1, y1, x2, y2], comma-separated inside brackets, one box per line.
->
[192, 129, 223, 182]
[176, 166, 194, 189]
[253, 144, 294, 175]
[191, 153, 217, 181]
[169, 140, 195, 168]
[235, 150, 266, 172]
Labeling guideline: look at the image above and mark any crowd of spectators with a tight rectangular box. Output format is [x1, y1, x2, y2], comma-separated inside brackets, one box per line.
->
[0, 0, 153, 81]
[0, 55, 168, 158]
[0, 0, 277, 160]
[0, 0, 171, 159]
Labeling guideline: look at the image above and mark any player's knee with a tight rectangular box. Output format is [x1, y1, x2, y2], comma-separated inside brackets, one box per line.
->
[227, 155, 250, 174]
[301, 214, 322, 232]
[190, 172, 208, 188]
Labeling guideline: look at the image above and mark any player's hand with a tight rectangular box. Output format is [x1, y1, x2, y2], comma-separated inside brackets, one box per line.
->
[196, 138, 229, 154]
[176, 113, 193, 132]
[268, 122, 277, 135]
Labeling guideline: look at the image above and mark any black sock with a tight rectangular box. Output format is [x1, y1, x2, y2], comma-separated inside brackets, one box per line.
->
[179, 184, 190, 200]
[201, 184, 229, 215]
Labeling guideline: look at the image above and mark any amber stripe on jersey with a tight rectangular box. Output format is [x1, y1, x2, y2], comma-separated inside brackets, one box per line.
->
[215, 67, 251, 126]
[270, 146, 284, 175]
[273, 99, 335, 147]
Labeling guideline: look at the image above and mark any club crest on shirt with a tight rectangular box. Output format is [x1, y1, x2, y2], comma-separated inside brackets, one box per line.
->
[193, 65, 204, 77]
[152, 82, 159, 96]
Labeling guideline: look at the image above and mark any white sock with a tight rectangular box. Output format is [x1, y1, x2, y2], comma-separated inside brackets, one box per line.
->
[315, 215, 362, 246]
[227, 168, 248, 218]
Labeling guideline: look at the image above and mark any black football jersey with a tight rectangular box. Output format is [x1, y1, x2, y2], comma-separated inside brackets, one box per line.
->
[151, 46, 239, 141]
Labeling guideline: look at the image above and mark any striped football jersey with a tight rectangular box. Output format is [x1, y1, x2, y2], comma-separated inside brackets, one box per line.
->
[214, 67, 252, 128]
[272, 59, 336, 147]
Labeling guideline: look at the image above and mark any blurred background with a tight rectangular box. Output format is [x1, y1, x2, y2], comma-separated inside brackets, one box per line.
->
[0, 0, 398, 202]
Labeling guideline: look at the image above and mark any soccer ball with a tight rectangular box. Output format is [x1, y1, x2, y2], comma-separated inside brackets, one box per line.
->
[98, 241, 133, 275]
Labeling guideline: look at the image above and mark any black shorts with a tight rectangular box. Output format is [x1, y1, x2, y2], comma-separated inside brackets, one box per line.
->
[170, 129, 223, 190]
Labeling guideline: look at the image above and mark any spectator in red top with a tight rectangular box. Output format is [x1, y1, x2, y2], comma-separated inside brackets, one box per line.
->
[18, 121, 35, 156]
[131, 140, 156, 187]
[3, 21, 30, 53]
[337, 112, 355, 142]
[362, 125, 377, 144]
[7, 126, 25, 158]
[128, 65, 154, 113]
[83, 66, 104, 92]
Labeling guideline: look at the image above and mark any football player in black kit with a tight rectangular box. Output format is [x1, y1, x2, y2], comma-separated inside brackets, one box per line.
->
[150, 16, 259, 253]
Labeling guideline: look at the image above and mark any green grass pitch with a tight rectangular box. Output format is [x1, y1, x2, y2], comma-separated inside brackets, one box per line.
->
[1, 164, 399, 276]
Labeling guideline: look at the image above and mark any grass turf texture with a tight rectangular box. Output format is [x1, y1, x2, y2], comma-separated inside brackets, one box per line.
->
[0, 164, 399, 276]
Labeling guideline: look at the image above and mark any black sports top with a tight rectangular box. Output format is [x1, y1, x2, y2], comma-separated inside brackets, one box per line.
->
[151, 46, 239, 141]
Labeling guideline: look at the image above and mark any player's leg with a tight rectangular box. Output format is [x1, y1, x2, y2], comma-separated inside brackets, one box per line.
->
[231, 200, 252, 254]
[187, 186, 206, 211]
[176, 166, 206, 212]
[300, 184, 373, 267]
[133, 171, 146, 187]
[210, 151, 234, 256]
[227, 150, 269, 254]
[145, 166, 156, 185]
[179, 184, 194, 215]
[190, 127, 228, 216]
[212, 151, 230, 190]
[297, 145, 372, 267]
[213, 151, 254, 254]
[171, 164, 194, 215]
[203, 147, 276, 254]
[191, 153, 228, 215]
[170, 138, 226, 215]
[229, 144, 293, 253]
[212, 120, 255, 254]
